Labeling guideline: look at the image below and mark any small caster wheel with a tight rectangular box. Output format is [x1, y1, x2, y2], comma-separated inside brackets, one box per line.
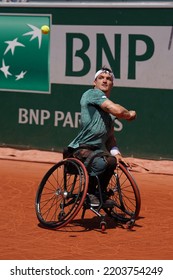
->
[100, 221, 107, 232]
[126, 219, 135, 229]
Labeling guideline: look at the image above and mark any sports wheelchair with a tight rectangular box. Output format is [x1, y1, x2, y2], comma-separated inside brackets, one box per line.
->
[35, 156, 141, 232]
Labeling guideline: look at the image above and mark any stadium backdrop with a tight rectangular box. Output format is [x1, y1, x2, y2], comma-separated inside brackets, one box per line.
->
[0, 1, 173, 160]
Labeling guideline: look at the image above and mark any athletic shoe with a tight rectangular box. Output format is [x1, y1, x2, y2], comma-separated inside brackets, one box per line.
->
[103, 198, 115, 208]
[88, 194, 100, 207]
[101, 191, 115, 207]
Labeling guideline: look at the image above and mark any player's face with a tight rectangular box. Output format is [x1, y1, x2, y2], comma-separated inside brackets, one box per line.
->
[93, 72, 113, 96]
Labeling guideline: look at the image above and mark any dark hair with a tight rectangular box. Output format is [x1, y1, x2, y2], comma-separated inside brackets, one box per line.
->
[101, 66, 113, 73]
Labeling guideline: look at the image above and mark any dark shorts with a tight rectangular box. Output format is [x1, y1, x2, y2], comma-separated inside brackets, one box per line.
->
[63, 146, 117, 176]
[89, 155, 109, 176]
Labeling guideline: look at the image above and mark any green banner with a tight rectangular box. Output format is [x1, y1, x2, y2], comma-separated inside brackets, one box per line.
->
[0, 15, 50, 93]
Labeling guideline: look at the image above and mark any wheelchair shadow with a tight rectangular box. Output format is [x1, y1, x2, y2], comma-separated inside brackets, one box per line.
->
[38, 215, 144, 234]
[70, 216, 122, 233]
[69, 215, 144, 233]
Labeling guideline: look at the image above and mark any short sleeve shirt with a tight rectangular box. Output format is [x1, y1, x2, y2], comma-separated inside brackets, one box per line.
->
[68, 88, 115, 150]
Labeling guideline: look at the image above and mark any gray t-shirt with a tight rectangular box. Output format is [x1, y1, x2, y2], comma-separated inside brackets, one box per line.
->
[68, 88, 115, 150]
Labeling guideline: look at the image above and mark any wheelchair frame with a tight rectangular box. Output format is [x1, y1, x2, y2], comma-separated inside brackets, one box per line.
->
[35, 157, 141, 232]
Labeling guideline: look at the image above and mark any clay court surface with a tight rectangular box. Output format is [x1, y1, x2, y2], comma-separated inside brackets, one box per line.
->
[0, 148, 173, 260]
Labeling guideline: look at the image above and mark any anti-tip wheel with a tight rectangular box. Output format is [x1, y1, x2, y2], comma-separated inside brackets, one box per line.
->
[126, 219, 135, 230]
[100, 221, 107, 232]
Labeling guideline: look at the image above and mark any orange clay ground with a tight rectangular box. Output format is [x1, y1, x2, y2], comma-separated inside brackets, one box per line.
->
[0, 148, 173, 260]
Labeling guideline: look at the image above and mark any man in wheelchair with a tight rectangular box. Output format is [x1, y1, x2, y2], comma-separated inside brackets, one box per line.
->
[65, 66, 136, 207]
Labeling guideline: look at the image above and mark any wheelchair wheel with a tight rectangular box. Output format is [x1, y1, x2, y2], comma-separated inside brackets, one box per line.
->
[35, 158, 89, 229]
[104, 162, 141, 223]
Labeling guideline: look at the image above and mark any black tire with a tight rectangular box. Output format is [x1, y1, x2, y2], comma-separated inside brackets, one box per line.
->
[104, 162, 141, 223]
[35, 158, 89, 229]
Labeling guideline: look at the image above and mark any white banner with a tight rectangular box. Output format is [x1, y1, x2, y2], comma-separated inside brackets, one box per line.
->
[51, 25, 173, 90]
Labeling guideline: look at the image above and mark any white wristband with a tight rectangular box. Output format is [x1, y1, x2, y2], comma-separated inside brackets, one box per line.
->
[110, 146, 121, 156]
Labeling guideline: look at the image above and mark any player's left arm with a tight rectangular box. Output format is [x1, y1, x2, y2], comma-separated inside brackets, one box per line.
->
[106, 128, 130, 166]
[105, 127, 119, 152]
